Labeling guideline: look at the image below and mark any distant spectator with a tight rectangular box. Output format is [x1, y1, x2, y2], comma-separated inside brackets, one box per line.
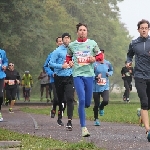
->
[21, 71, 33, 102]
[38, 67, 50, 103]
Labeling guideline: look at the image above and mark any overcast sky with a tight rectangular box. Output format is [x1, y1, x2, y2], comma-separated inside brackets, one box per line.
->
[118, 0, 150, 39]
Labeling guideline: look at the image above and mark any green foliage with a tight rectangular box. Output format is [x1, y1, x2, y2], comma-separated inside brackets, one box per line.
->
[0, 0, 131, 94]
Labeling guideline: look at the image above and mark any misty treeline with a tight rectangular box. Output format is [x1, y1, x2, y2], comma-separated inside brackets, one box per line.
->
[0, 0, 131, 94]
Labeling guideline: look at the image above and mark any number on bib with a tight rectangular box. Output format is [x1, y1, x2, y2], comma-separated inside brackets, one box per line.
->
[97, 78, 106, 85]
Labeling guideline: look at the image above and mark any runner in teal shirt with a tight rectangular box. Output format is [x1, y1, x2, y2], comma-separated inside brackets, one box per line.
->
[66, 23, 103, 137]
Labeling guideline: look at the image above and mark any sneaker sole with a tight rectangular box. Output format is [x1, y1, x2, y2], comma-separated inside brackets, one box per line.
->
[94, 124, 100, 126]
[82, 134, 90, 137]
[66, 126, 73, 131]
[57, 123, 64, 126]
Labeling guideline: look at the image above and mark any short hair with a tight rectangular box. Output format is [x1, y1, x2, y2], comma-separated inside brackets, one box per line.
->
[100, 49, 104, 53]
[9, 62, 14, 65]
[76, 23, 88, 32]
[137, 19, 150, 29]
[61, 33, 71, 39]
[56, 36, 62, 43]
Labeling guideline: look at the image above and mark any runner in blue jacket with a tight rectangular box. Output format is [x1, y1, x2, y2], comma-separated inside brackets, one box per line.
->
[93, 50, 113, 126]
[44, 37, 66, 118]
[0, 49, 8, 121]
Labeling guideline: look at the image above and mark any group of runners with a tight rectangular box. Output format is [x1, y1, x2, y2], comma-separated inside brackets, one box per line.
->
[43, 23, 113, 137]
[0, 19, 150, 141]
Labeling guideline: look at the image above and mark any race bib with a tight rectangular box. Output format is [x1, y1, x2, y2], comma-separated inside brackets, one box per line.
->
[97, 78, 106, 85]
[77, 56, 90, 65]
[75, 50, 91, 66]
[8, 80, 15, 85]
[125, 72, 130, 76]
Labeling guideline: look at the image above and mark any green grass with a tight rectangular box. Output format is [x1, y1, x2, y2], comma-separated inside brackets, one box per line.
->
[21, 102, 143, 124]
[0, 128, 103, 150]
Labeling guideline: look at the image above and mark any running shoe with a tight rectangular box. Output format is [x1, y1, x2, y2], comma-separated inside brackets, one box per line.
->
[146, 131, 150, 142]
[82, 127, 90, 137]
[66, 120, 72, 131]
[57, 119, 64, 126]
[94, 119, 100, 126]
[0, 113, 3, 122]
[9, 108, 14, 113]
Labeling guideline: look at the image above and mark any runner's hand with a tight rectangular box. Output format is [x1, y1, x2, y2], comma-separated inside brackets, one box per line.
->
[62, 62, 70, 69]
[98, 74, 101, 79]
[16, 80, 20, 84]
[2, 66, 6, 71]
[89, 56, 96, 63]
[69, 61, 74, 67]
[4, 80, 8, 83]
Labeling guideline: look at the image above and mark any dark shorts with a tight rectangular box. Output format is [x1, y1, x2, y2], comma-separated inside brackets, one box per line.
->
[41, 84, 49, 88]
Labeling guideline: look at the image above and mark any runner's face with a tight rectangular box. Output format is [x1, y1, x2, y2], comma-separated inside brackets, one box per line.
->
[8, 63, 14, 70]
[138, 23, 150, 38]
[56, 38, 63, 46]
[77, 25, 87, 39]
[62, 36, 71, 46]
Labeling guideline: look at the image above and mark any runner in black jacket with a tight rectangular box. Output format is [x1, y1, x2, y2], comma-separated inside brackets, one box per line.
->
[5, 63, 20, 113]
[121, 61, 133, 103]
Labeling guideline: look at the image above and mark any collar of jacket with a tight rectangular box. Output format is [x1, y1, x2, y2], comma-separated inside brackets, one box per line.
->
[139, 35, 150, 42]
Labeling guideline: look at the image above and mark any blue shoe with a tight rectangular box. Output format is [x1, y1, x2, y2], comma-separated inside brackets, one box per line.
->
[99, 110, 104, 116]
[147, 131, 150, 142]
[94, 119, 100, 126]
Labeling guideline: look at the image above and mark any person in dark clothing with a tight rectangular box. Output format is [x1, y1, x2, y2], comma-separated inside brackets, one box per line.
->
[49, 33, 74, 131]
[126, 19, 150, 142]
[5, 63, 20, 113]
[121, 61, 133, 103]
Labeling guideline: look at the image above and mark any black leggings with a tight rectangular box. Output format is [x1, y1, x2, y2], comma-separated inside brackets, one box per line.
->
[123, 80, 131, 100]
[135, 77, 150, 110]
[93, 90, 109, 119]
[54, 75, 74, 120]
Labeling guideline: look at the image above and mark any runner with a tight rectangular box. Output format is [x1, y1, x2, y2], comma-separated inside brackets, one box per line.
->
[38, 67, 50, 103]
[66, 23, 103, 137]
[121, 61, 133, 103]
[5, 63, 20, 113]
[21, 71, 33, 102]
[49, 33, 74, 130]
[126, 19, 150, 142]
[44, 36, 66, 118]
[0, 48, 8, 121]
[93, 49, 113, 126]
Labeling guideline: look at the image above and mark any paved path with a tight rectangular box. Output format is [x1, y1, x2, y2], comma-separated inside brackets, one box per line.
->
[0, 106, 150, 150]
